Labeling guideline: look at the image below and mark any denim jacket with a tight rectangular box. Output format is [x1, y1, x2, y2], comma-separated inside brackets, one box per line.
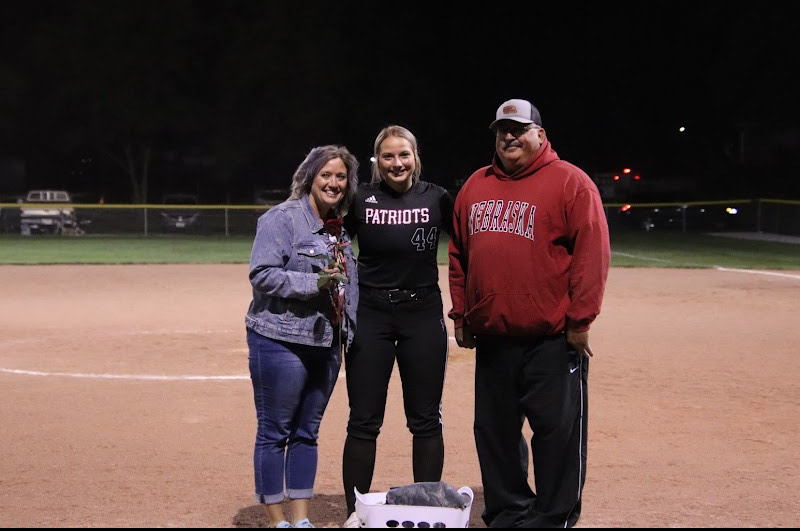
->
[245, 194, 359, 350]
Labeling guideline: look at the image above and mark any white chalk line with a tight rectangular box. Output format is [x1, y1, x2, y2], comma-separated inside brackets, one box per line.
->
[0, 329, 232, 349]
[126, 329, 234, 336]
[612, 251, 674, 263]
[2, 337, 462, 381]
[614, 252, 800, 280]
[0, 368, 248, 381]
[714, 267, 800, 280]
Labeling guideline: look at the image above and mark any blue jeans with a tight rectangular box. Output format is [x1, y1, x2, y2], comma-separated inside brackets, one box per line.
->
[247, 328, 341, 504]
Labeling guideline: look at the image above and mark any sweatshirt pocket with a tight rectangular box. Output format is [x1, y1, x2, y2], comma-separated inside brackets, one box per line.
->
[464, 292, 556, 336]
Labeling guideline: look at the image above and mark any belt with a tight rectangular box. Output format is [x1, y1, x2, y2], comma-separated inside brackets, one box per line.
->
[361, 286, 440, 303]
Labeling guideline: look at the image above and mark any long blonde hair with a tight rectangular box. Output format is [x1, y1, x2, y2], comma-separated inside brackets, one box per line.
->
[370, 125, 423, 184]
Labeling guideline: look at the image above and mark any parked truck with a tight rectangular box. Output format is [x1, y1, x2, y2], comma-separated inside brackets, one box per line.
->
[20, 190, 84, 235]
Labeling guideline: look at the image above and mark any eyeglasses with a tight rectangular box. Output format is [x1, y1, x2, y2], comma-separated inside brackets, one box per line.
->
[492, 123, 539, 138]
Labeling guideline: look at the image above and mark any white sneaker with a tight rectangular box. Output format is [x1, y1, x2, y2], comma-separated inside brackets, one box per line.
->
[343, 512, 361, 528]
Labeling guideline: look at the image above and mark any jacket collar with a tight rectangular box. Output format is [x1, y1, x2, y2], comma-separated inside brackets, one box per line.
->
[300, 194, 324, 233]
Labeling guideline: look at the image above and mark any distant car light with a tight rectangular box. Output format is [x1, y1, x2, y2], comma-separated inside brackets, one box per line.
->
[726, 208, 738, 215]
[620, 204, 632, 212]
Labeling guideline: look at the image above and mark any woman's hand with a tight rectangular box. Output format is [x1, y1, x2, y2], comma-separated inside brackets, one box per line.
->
[317, 265, 347, 290]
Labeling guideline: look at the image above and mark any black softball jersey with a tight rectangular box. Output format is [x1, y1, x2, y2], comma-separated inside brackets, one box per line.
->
[345, 180, 454, 289]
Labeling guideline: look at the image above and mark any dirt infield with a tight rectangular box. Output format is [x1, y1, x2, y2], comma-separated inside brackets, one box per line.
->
[1, 265, 798, 527]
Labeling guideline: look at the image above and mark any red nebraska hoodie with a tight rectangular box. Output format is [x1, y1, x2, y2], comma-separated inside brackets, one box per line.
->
[448, 140, 610, 336]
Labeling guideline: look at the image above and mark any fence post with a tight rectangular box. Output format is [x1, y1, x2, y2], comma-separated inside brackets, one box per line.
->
[681, 205, 687, 233]
[225, 208, 229, 237]
[144, 207, 148, 237]
[755, 199, 762, 233]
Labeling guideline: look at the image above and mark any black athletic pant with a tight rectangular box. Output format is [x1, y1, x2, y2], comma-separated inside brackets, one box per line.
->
[475, 333, 588, 528]
[343, 288, 448, 514]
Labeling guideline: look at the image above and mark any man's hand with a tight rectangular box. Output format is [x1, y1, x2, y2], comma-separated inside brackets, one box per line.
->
[567, 329, 594, 358]
[455, 326, 476, 349]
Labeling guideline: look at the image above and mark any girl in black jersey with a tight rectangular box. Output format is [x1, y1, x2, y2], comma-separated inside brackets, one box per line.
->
[342, 125, 454, 526]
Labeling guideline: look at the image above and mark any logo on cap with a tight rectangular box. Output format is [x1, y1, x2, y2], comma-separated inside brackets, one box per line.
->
[503, 105, 517, 115]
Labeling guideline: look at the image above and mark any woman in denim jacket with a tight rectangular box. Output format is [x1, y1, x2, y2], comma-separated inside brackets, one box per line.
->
[246, 145, 359, 529]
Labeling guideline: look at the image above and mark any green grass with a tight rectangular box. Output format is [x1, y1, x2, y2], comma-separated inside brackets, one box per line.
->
[610, 231, 800, 269]
[0, 234, 254, 264]
[1, 232, 798, 269]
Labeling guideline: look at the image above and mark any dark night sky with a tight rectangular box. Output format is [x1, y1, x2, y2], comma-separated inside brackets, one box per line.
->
[1, 1, 799, 202]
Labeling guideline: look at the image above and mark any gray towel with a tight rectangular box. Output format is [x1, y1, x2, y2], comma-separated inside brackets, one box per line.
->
[385, 482, 470, 509]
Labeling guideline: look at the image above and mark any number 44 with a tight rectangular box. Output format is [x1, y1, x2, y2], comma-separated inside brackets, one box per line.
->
[411, 227, 438, 251]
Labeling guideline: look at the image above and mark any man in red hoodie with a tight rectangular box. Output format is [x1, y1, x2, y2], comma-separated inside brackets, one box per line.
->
[449, 99, 610, 528]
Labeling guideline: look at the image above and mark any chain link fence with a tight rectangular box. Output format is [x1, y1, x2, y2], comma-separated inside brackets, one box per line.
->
[1, 199, 799, 237]
[0, 203, 271, 236]
[605, 199, 800, 236]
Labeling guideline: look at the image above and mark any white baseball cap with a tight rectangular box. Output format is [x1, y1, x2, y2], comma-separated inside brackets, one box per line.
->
[489, 99, 543, 130]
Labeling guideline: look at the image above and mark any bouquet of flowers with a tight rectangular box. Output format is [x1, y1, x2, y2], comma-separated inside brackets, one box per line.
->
[317, 217, 349, 326]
